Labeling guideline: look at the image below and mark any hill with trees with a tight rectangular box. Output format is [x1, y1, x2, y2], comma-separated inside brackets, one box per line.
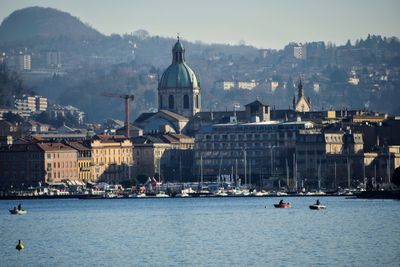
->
[1, 7, 399, 122]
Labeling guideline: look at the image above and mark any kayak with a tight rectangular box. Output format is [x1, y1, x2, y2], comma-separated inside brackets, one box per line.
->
[309, 204, 326, 210]
[9, 209, 27, 215]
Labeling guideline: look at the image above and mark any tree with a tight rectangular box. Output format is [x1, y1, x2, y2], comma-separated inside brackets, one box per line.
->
[3, 112, 24, 123]
[392, 167, 400, 186]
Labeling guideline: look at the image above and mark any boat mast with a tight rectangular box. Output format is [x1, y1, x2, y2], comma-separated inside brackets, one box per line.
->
[218, 157, 222, 185]
[347, 156, 351, 189]
[235, 159, 238, 186]
[249, 160, 252, 187]
[334, 161, 337, 190]
[318, 157, 321, 191]
[293, 153, 297, 191]
[158, 156, 162, 183]
[270, 146, 273, 177]
[200, 154, 203, 188]
[179, 156, 182, 182]
[244, 148, 247, 187]
[286, 158, 289, 190]
[387, 151, 391, 184]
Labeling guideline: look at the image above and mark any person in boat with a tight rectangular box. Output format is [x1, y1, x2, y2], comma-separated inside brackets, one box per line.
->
[279, 199, 284, 205]
[316, 199, 320, 205]
[18, 204, 22, 211]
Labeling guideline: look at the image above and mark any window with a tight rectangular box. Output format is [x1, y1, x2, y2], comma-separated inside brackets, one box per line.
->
[160, 95, 163, 108]
[183, 95, 189, 109]
[169, 95, 174, 109]
[195, 94, 199, 109]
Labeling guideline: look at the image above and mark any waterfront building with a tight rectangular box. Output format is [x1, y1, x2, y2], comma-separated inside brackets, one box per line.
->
[66, 142, 92, 182]
[295, 130, 363, 189]
[90, 135, 133, 183]
[36, 142, 78, 183]
[0, 143, 44, 188]
[132, 133, 194, 181]
[158, 37, 201, 118]
[194, 118, 314, 184]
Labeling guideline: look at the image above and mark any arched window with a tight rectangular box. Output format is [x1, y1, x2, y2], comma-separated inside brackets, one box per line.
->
[159, 95, 163, 108]
[169, 95, 174, 109]
[183, 95, 189, 109]
[195, 94, 199, 109]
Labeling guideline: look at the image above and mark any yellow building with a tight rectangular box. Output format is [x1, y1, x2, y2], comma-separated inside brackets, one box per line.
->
[90, 135, 133, 183]
[66, 142, 92, 182]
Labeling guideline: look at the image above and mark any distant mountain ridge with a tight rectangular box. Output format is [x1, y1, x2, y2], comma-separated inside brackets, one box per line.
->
[0, 6, 104, 44]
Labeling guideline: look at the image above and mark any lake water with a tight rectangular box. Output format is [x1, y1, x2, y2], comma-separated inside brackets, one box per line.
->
[0, 197, 399, 267]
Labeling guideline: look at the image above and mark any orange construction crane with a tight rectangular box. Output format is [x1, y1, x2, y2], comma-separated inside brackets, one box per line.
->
[101, 93, 135, 138]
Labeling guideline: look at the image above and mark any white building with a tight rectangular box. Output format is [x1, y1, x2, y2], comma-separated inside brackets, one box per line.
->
[215, 80, 258, 91]
[215, 80, 235, 91]
[293, 44, 307, 60]
[50, 104, 85, 124]
[238, 80, 258, 90]
[17, 54, 32, 71]
[14, 95, 48, 116]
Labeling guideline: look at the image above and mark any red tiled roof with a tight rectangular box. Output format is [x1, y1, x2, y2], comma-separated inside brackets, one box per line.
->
[37, 142, 76, 152]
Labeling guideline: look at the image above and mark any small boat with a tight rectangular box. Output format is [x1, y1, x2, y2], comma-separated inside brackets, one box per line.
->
[134, 192, 147, 198]
[309, 204, 326, 210]
[155, 191, 169, 198]
[9, 209, 27, 215]
[274, 202, 291, 208]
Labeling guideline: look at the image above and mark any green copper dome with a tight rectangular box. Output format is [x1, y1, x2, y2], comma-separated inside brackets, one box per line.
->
[159, 39, 199, 89]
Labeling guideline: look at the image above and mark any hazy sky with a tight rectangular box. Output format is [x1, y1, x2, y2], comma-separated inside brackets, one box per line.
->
[1, 0, 399, 49]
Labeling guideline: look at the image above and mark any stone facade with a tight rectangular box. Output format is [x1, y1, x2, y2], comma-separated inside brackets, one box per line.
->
[90, 135, 133, 183]
[37, 142, 78, 183]
[0, 143, 44, 188]
[132, 133, 194, 181]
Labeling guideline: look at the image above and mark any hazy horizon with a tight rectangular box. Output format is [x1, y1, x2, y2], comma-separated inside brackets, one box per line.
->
[1, 0, 399, 49]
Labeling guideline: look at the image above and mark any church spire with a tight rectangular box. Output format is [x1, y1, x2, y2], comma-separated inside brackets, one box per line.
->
[298, 78, 304, 98]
